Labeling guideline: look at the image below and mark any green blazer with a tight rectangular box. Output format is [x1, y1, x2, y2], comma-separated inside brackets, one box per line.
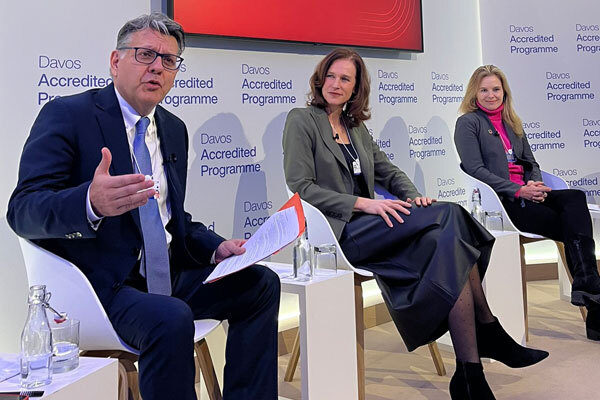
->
[283, 106, 420, 239]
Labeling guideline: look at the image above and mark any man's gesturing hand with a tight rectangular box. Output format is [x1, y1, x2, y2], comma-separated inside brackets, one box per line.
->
[89, 147, 155, 217]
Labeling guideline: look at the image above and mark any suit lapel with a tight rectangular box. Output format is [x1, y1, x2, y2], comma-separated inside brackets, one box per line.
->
[94, 84, 134, 177]
[155, 107, 182, 208]
[350, 124, 374, 195]
[504, 123, 523, 157]
[476, 109, 507, 155]
[93, 84, 141, 231]
[311, 107, 350, 175]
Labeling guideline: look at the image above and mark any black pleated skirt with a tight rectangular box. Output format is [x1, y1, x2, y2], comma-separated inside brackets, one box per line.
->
[339, 202, 495, 351]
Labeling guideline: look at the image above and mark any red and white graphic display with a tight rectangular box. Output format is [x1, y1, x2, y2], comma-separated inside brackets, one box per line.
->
[170, 0, 423, 51]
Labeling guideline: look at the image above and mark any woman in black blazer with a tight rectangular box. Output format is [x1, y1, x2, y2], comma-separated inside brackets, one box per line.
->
[284, 49, 548, 399]
[454, 65, 600, 340]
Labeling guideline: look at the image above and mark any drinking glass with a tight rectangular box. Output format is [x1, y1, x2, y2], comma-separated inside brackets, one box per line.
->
[50, 318, 80, 373]
[485, 211, 504, 232]
[312, 244, 337, 275]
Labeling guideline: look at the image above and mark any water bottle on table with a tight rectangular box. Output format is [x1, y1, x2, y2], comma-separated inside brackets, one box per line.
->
[470, 188, 486, 226]
[20, 285, 52, 389]
[293, 219, 313, 281]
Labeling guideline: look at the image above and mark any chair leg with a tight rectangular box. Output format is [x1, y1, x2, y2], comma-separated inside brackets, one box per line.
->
[195, 338, 223, 400]
[520, 237, 530, 342]
[427, 342, 446, 376]
[117, 361, 129, 400]
[284, 330, 301, 382]
[194, 351, 201, 384]
[119, 358, 139, 400]
[556, 242, 588, 321]
[354, 276, 366, 400]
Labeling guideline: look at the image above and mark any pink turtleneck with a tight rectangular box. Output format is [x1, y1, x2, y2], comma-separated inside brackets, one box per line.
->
[477, 101, 525, 193]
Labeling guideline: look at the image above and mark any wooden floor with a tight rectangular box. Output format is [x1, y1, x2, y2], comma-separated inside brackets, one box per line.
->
[276, 280, 600, 399]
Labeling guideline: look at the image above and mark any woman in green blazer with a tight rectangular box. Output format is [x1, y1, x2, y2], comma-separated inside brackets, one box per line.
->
[283, 48, 547, 399]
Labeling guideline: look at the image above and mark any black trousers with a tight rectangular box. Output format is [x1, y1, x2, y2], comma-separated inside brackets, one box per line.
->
[501, 189, 593, 242]
[106, 264, 281, 400]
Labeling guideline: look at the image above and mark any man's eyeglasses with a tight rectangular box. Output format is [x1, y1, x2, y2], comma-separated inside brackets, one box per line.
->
[118, 47, 184, 71]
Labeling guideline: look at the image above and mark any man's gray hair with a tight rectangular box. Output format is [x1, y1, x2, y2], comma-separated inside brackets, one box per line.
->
[117, 12, 185, 54]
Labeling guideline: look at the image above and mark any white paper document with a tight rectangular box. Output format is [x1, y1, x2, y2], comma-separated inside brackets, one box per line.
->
[204, 206, 300, 283]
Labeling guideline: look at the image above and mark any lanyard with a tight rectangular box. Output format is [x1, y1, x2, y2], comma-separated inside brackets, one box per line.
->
[480, 111, 515, 163]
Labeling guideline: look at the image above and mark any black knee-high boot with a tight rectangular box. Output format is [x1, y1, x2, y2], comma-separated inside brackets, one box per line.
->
[449, 360, 496, 400]
[586, 301, 600, 341]
[566, 236, 600, 306]
[476, 317, 549, 368]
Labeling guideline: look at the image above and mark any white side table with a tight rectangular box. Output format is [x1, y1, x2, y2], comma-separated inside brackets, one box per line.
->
[438, 230, 526, 347]
[265, 263, 359, 400]
[0, 356, 118, 399]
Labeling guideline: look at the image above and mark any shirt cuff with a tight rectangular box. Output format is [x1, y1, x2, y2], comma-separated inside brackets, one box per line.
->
[86, 185, 103, 230]
[515, 187, 522, 198]
[210, 251, 216, 264]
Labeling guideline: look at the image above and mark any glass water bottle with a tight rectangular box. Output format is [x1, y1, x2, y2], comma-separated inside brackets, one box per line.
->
[20, 285, 53, 388]
[293, 220, 313, 281]
[471, 188, 486, 226]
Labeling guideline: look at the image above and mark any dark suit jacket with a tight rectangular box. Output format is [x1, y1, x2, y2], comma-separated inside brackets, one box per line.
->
[7, 83, 224, 306]
[283, 106, 420, 239]
[454, 109, 542, 202]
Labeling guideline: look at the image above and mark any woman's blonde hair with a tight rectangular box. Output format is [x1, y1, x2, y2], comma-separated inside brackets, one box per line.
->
[459, 65, 524, 136]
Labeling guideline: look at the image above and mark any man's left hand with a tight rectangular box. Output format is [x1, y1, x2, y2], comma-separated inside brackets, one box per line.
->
[215, 239, 247, 263]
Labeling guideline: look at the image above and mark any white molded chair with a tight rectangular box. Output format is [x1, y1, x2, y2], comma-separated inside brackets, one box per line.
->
[284, 191, 446, 400]
[18, 238, 223, 400]
[458, 167, 587, 339]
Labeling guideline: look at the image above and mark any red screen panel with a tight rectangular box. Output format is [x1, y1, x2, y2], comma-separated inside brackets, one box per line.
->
[170, 0, 423, 51]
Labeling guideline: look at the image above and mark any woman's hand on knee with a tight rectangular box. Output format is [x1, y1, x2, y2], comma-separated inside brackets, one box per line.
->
[354, 197, 411, 227]
[407, 196, 436, 207]
[518, 182, 551, 203]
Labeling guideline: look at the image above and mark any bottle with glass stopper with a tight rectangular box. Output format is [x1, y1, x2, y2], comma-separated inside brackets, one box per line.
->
[293, 219, 313, 281]
[20, 284, 53, 389]
[471, 188, 486, 226]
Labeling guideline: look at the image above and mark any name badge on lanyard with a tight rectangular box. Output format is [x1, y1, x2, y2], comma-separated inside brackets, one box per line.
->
[506, 149, 516, 163]
[352, 159, 362, 175]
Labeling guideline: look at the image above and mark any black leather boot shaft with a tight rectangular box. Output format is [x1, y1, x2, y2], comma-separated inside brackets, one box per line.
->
[586, 301, 600, 341]
[566, 236, 600, 306]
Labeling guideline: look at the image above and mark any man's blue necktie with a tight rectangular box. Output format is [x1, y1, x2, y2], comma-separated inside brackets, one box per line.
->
[133, 117, 171, 295]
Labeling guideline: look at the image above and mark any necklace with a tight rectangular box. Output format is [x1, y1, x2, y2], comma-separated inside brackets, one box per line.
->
[338, 119, 361, 175]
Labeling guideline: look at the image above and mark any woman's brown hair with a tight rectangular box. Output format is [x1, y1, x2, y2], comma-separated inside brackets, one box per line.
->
[308, 48, 371, 128]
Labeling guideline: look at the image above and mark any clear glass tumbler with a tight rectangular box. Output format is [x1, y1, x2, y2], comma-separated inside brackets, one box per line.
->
[312, 244, 337, 275]
[50, 318, 80, 373]
[485, 211, 504, 231]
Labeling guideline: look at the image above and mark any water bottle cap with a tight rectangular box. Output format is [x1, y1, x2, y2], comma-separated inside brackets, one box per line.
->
[27, 285, 47, 303]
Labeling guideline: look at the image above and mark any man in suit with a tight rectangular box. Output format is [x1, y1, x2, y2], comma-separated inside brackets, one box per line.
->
[8, 13, 280, 400]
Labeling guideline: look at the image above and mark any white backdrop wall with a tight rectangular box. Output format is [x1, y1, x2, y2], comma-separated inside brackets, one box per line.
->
[480, 0, 600, 202]
[479, 0, 600, 261]
[0, 1, 483, 351]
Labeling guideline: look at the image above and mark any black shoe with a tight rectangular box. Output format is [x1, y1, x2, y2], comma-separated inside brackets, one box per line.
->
[476, 317, 549, 368]
[586, 301, 600, 341]
[449, 360, 496, 400]
[565, 236, 600, 306]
